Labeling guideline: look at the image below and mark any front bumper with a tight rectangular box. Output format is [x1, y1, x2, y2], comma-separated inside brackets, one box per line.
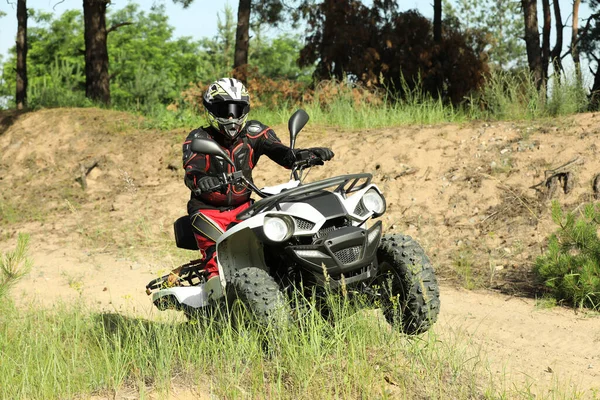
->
[285, 221, 382, 277]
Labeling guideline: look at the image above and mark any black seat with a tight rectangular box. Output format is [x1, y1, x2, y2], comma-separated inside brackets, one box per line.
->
[173, 216, 199, 250]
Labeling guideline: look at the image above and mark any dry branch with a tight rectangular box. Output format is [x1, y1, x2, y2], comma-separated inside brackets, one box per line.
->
[75, 160, 99, 190]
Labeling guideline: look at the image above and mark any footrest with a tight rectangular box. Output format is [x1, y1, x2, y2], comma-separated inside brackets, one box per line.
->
[146, 258, 206, 293]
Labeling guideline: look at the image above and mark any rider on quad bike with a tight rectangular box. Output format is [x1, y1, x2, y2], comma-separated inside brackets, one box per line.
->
[180, 78, 335, 286]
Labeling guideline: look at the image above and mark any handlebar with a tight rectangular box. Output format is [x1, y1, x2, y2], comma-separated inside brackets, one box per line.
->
[205, 155, 325, 198]
[207, 170, 269, 198]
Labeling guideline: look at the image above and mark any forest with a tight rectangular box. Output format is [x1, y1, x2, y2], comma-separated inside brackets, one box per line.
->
[1, 0, 599, 122]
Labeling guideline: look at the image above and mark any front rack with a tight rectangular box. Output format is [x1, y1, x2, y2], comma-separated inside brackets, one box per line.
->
[237, 173, 372, 220]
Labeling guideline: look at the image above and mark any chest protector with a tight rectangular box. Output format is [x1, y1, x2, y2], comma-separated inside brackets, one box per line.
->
[201, 137, 255, 207]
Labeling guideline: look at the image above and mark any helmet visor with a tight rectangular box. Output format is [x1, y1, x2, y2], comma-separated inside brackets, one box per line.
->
[211, 102, 249, 119]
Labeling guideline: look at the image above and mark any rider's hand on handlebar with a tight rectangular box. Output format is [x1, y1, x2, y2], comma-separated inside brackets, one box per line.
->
[296, 147, 335, 166]
[308, 147, 335, 161]
[195, 176, 222, 193]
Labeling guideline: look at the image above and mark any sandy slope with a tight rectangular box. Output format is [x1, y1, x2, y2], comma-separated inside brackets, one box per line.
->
[1, 109, 600, 396]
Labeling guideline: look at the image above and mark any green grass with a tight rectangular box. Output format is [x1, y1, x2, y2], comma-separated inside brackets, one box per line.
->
[40, 68, 588, 132]
[0, 293, 589, 399]
[0, 296, 479, 399]
[452, 244, 479, 290]
[0, 235, 589, 399]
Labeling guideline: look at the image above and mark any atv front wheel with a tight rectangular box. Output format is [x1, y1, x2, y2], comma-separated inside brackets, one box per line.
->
[374, 234, 440, 335]
[228, 267, 290, 330]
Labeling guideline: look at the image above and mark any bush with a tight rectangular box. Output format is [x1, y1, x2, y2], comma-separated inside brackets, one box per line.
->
[0, 233, 32, 301]
[177, 72, 383, 114]
[535, 201, 600, 309]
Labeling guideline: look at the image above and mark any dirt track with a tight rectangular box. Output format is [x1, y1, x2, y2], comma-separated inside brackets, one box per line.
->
[2, 109, 600, 396]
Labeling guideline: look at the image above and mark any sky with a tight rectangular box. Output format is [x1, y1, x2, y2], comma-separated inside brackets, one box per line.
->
[0, 0, 594, 81]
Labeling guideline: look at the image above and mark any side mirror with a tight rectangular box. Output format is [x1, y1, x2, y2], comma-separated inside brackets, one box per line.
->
[288, 109, 309, 150]
[190, 138, 234, 166]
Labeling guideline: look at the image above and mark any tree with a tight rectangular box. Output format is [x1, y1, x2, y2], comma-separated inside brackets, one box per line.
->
[299, 1, 488, 103]
[443, 0, 525, 70]
[16, 0, 27, 109]
[197, 5, 237, 81]
[522, 0, 543, 89]
[572, 0, 582, 83]
[83, 0, 110, 104]
[550, 0, 564, 77]
[250, 33, 311, 81]
[233, 0, 298, 81]
[578, 0, 600, 109]
[541, 0, 551, 83]
[0, 2, 310, 110]
[0, 4, 207, 109]
[434, 0, 442, 43]
[234, 0, 251, 79]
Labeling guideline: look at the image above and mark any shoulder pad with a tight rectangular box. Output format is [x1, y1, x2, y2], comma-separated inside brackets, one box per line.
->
[245, 120, 268, 134]
[188, 127, 211, 140]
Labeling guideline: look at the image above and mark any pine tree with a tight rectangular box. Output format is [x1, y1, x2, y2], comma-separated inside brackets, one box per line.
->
[443, 0, 525, 70]
[535, 201, 600, 309]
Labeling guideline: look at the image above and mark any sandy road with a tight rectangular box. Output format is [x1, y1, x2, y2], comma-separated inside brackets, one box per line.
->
[439, 285, 600, 396]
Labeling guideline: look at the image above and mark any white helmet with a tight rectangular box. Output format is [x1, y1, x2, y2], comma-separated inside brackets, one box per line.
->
[203, 78, 250, 140]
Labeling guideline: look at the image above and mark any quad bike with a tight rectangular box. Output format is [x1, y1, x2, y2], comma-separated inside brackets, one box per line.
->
[146, 110, 440, 335]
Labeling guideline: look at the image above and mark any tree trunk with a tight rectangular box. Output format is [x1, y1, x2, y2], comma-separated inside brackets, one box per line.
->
[522, 0, 543, 90]
[83, 0, 110, 105]
[541, 0, 551, 84]
[233, 0, 251, 82]
[16, 0, 27, 110]
[314, 0, 338, 81]
[572, 0, 582, 84]
[590, 63, 600, 111]
[551, 0, 563, 78]
[433, 0, 442, 43]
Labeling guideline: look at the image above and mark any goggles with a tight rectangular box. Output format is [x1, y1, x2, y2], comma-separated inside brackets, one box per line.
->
[210, 101, 249, 119]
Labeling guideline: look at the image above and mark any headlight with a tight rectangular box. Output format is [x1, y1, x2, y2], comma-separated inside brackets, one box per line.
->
[361, 189, 386, 216]
[263, 216, 294, 242]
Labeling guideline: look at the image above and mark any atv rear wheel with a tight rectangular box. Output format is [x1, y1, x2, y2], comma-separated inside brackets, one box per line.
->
[227, 267, 290, 330]
[374, 234, 440, 335]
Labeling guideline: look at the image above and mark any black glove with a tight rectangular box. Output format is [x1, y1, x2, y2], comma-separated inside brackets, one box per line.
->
[195, 176, 221, 193]
[309, 147, 334, 161]
[296, 147, 335, 164]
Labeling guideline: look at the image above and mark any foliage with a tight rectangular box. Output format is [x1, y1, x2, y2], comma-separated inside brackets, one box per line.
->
[0, 292, 579, 398]
[535, 201, 600, 309]
[198, 6, 312, 84]
[106, 3, 205, 110]
[443, 0, 526, 70]
[0, 233, 32, 301]
[578, 2, 600, 109]
[0, 9, 85, 100]
[250, 32, 312, 82]
[0, 2, 312, 112]
[468, 68, 589, 120]
[299, 1, 489, 104]
[578, 1, 600, 61]
[469, 69, 544, 120]
[194, 5, 236, 83]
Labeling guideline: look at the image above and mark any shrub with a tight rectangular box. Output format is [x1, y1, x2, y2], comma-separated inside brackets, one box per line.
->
[177, 70, 383, 114]
[0, 233, 32, 301]
[535, 201, 600, 309]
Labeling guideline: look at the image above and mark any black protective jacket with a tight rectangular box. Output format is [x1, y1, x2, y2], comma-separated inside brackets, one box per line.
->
[182, 120, 296, 213]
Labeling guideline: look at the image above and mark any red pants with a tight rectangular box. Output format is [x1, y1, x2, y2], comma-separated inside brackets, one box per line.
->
[191, 202, 251, 279]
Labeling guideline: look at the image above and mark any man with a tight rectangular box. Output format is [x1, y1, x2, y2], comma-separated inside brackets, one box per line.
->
[182, 77, 334, 284]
